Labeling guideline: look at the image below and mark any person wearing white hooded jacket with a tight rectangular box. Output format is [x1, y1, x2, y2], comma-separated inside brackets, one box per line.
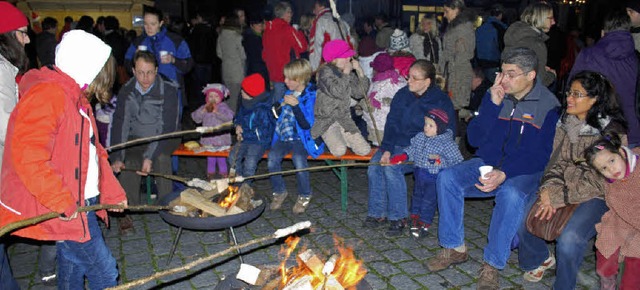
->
[0, 30, 127, 288]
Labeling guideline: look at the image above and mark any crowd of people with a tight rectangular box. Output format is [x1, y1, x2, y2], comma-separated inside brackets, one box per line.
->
[1, 0, 640, 288]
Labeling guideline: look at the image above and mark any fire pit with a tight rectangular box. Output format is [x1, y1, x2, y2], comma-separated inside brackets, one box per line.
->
[158, 187, 266, 264]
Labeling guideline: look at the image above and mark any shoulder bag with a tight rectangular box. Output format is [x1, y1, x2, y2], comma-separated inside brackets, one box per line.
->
[525, 135, 579, 241]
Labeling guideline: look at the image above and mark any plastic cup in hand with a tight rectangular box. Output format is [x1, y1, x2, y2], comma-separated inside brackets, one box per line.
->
[159, 50, 169, 57]
[479, 166, 493, 180]
[138, 45, 147, 51]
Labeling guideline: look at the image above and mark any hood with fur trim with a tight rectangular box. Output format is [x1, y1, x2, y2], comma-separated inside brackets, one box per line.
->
[55, 30, 111, 88]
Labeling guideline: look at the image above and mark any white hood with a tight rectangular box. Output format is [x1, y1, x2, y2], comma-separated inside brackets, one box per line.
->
[55, 30, 111, 88]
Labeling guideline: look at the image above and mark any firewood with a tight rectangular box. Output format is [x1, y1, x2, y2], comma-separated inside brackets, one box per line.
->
[180, 189, 244, 217]
[235, 183, 255, 211]
[298, 249, 324, 277]
[322, 275, 344, 290]
[255, 265, 280, 286]
[283, 275, 313, 290]
[260, 276, 282, 290]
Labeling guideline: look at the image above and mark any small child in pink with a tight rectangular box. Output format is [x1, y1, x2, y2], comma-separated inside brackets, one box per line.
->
[585, 133, 640, 290]
[191, 84, 234, 178]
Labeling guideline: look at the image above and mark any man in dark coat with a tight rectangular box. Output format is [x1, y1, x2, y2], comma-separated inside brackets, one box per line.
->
[569, 9, 640, 147]
[36, 17, 58, 66]
[242, 16, 269, 91]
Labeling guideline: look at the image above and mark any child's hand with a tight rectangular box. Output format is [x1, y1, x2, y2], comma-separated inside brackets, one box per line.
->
[235, 125, 244, 141]
[379, 151, 391, 165]
[205, 103, 215, 112]
[284, 95, 299, 106]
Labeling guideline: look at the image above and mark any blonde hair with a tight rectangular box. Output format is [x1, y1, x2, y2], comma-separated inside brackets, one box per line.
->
[521, 2, 553, 31]
[86, 54, 116, 103]
[284, 59, 312, 87]
[421, 16, 439, 36]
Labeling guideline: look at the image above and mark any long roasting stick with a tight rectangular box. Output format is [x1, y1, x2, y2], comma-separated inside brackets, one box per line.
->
[0, 204, 174, 238]
[107, 221, 312, 290]
[106, 122, 233, 151]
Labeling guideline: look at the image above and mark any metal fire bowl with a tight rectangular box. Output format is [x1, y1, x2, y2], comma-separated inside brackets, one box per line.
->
[158, 188, 266, 231]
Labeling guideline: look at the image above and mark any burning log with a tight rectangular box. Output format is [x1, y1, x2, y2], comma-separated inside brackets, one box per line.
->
[180, 189, 244, 217]
[297, 249, 324, 278]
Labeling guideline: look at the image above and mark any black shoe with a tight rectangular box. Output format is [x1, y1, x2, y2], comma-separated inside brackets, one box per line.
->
[362, 216, 387, 228]
[384, 219, 406, 238]
[411, 224, 429, 239]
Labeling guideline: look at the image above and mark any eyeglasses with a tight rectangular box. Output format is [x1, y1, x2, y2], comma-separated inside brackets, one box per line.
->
[501, 71, 528, 80]
[407, 75, 427, 82]
[565, 90, 588, 99]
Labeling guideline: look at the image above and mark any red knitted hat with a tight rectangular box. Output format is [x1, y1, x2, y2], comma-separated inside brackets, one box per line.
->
[0, 2, 28, 34]
[241, 73, 266, 97]
[426, 108, 449, 135]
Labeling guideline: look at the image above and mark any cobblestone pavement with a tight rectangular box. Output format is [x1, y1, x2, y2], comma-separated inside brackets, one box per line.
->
[7, 158, 599, 289]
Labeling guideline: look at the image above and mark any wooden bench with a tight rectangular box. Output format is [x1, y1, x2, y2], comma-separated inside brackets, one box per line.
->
[173, 145, 378, 211]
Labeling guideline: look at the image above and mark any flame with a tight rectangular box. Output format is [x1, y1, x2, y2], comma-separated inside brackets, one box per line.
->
[279, 236, 301, 285]
[278, 235, 366, 289]
[218, 186, 239, 208]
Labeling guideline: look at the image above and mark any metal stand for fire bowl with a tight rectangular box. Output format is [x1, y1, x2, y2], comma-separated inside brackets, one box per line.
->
[158, 189, 266, 266]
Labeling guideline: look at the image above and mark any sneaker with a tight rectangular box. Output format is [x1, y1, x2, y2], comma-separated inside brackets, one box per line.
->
[383, 219, 406, 238]
[292, 196, 311, 214]
[409, 214, 420, 231]
[411, 223, 430, 239]
[362, 216, 387, 228]
[41, 273, 56, 287]
[270, 192, 288, 210]
[425, 248, 469, 272]
[523, 254, 555, 282]
[477, 263, 499, 290]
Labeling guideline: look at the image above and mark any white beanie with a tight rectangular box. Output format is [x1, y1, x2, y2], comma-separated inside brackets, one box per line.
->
[389, 29, 410, 53]
[55, 30, 112, 88]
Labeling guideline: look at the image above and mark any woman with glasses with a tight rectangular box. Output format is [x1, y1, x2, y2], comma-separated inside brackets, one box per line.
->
[504, 2, 557, 87]
[517, 71, 627, 289]
[364, 59, 455, 238]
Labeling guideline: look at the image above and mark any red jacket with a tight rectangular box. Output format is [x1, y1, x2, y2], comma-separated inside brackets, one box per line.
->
[0, 67, 126, 242]
[262, 18, 308, 83]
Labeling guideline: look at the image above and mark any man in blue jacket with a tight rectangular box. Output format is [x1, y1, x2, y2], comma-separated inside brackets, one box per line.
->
[475, 4, 507, 83]
[426, 47, 560, 289]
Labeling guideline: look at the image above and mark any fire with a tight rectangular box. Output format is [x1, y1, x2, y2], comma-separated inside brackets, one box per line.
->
[278, 235, 366, 289]
[218, 186, 239, 208]
[279, 236, 301, 285]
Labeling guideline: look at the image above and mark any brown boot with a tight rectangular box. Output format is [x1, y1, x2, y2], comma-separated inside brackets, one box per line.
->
[118, 215, 135, 236]
[425, 248, 468, 271]
[476, 263, 499, 290]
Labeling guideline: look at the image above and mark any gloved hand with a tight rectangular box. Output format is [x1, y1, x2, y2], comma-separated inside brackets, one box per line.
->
[389, 153, 408, 164]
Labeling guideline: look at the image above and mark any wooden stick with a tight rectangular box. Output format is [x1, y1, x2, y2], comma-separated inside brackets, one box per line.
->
[106, 122, 233, 151]
[0, 204, 171, 238]
[107, 221, 312, 290]
[239, 161, 413, 181]
[120, 168, 189, 184]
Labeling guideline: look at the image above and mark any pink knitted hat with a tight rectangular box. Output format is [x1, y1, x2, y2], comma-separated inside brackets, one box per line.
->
[202, 84, 229, 103]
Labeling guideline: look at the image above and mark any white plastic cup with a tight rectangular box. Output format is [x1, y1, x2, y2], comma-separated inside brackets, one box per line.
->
[159, 50, 169, 57]
[479, 165, 493, 180]
[138, 45, 147, 51]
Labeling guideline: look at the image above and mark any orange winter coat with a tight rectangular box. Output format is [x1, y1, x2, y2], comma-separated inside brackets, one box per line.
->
[0, 66, 126, 242]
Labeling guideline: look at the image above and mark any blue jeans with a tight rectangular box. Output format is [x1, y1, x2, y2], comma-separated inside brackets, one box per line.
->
[0, 244, 19, 290]
[57, 199, 118, 289]
[228, 143, 267, 184]
[367, 147, 414, 221]
[271, 82, 286, 105]
[518, 194, 608, 289]
[437, 158, 541, 269]
[268, 140, 311, 197]
[412, 167, 438, 225]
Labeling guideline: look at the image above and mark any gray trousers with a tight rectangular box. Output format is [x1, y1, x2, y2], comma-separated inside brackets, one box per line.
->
[321, 122, 371, 157]
[116, 145, 172, 205]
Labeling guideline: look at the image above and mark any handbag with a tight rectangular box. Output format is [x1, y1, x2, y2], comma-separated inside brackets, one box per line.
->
[525, 198, 578, 241]
[525, 135, 577, 241]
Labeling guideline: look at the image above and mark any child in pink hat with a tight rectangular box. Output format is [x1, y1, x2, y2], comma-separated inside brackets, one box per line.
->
[311, 39, 371, 157]
[191, 83, 235, 179]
